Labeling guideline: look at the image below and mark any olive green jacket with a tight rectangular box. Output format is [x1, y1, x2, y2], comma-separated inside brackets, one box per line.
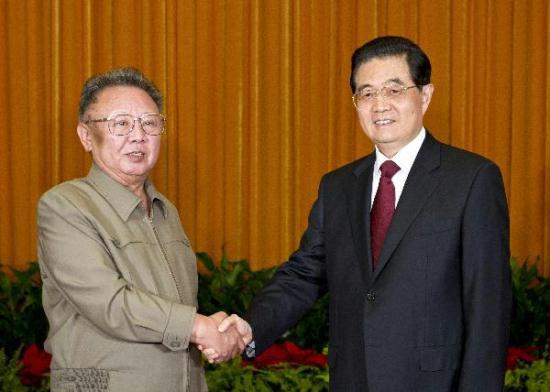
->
[38, 165, 207, 391]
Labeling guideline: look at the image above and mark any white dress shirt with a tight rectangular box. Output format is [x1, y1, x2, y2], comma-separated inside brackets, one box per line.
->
[370, 127, 426, 208]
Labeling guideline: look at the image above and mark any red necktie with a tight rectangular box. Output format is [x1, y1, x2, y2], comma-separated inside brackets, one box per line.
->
[371, 160, 400, 268]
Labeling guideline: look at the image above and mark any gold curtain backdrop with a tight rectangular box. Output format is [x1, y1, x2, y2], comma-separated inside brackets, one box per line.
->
[0, 0, 549, 274]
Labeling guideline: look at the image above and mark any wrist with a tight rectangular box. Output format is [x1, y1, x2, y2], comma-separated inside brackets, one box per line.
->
[191, 314, 209, 344]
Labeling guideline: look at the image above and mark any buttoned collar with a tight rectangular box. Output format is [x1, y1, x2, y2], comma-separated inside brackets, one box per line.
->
[374, 127, 426, 176]
[85, 164, 168, 221]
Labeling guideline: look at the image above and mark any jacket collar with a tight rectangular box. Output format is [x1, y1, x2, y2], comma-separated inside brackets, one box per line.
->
[85, 164, 168, 221]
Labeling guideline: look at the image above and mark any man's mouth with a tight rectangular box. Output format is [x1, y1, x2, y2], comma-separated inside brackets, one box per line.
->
[126, 151, 146, 160]
[374, 119, 395, 125]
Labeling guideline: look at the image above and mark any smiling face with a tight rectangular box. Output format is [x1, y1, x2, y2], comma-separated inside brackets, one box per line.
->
[353, 55, 433, 157]
[77, 86, 162, 188]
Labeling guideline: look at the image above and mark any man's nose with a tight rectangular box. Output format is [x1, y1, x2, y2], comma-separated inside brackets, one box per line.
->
[130, 119, 146, 141]
[372, 94, 390, 111]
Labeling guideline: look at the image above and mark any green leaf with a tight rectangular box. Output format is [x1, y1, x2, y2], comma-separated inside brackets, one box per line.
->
[225, 262, 245, 287]
[196, 252, 216, 272]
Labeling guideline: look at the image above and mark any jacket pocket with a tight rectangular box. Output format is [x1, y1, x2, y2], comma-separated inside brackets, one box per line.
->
[107, 233, 160, 294]
[420, 344, 461, 372]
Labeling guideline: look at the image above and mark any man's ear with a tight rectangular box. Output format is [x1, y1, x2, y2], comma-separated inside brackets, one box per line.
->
[421, 83, 434, 113]
[77, 122, 93, 152]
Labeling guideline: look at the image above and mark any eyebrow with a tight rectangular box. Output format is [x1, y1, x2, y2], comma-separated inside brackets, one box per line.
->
[356, 77, 407, 91]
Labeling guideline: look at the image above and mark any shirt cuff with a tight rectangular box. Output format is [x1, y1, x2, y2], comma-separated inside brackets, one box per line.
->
[162, 302, 197, 351]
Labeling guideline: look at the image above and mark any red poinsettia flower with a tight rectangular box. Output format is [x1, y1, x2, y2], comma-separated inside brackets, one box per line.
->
[283, 341, 327, 367]
[19, 344, 52, 386]
[243, 341, 327, 368]
[506, 346, 538, 370]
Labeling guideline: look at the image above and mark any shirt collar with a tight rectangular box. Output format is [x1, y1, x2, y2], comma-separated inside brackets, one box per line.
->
[86, 164, 168, 221]
[374, 127, 426, 175]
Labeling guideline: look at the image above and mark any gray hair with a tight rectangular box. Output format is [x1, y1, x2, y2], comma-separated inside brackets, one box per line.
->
[78, 67, 163, 120]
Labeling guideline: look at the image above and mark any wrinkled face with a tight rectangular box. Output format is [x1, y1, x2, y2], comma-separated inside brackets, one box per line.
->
[353, 55, 433, 157]
[77, 86, 162, 186]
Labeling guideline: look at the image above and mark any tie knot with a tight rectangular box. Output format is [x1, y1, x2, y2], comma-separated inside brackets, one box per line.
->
[380, 160, 400, 179]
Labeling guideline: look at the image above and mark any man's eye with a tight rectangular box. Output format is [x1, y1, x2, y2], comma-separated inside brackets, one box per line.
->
[388, 88, 402, 96]
[115, 120, 129, 127]
[362, 90, 375, 99]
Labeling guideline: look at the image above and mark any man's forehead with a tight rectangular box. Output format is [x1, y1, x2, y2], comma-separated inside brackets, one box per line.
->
[355, 56, 412, 85]
[87, 86, 153, 112]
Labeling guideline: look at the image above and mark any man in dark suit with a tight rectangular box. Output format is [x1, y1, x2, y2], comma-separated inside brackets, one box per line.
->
[216, 36, 512, 391]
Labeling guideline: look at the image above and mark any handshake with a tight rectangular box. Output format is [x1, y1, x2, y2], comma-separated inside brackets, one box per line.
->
[191, 312, 253, 364]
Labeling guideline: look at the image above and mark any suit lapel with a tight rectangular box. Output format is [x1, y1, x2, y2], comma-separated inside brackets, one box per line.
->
[346, 154, 375, 284]
[371, 133, 442, 282]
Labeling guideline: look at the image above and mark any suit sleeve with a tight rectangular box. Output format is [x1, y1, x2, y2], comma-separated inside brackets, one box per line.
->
[458, 161, 512, 391]
[245, 178, 329, 355]
[37, 191, 196, 351]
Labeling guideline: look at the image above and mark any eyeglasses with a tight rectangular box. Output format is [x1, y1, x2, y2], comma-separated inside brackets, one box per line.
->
[84, 113, 166, 136]
[352, 84, 420, 108]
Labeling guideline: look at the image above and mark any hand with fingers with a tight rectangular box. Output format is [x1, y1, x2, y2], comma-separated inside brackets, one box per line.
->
[191, 311, 246, 363]
[200, 313, 254, 364]
[218, 314, 253, 345]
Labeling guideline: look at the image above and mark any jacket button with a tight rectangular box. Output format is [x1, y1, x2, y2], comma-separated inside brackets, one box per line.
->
[366, 291, 376, 302]
[170, 341, 181, 348]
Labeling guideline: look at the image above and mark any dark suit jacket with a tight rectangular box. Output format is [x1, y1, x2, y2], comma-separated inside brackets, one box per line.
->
[245, 132, 512, 391]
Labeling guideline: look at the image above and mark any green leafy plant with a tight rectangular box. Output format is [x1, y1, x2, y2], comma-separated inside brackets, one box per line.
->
[197, 252, 277, 316]
[0, 264, 48, 356]
[205, 357, 328, 392]
[0, 347, 26, 392]
[505, 359, 550, 392]
[509, 257, 550, 347]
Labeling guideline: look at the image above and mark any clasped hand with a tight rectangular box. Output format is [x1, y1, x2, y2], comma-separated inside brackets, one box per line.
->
[192, 312, 252, 364]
